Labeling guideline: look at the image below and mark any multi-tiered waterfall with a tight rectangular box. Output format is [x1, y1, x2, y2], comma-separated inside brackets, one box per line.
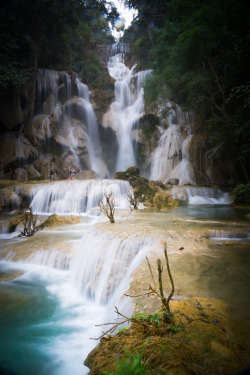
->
[150, 104, 196, 185]
[103, 43, 152, 172]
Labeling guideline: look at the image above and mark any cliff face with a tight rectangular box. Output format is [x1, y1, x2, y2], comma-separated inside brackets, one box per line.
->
[0, 45, 238, 186]
[0, 70, 101, 180]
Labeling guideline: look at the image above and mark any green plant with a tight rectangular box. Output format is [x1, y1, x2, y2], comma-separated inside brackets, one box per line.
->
[131, 312, 149, 323]
[117, 327, 128, 333]
[171, 325, 182, 333]
[150, 312, 162, 327]
[103, 342, 149, 375]
[233, 183, 250, 204]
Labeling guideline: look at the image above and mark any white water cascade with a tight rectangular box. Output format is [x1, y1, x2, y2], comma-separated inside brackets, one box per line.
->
[30, 179, 131, 214]
[150, 104, 195, 185]
[172, 186, 232, 205]
[103, 43, 152, 172]
[0, 223, 156, 375]
[76, 79, 108, 177]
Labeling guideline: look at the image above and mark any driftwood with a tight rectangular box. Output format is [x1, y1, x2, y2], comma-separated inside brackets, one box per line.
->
[98, 190, 115, 223]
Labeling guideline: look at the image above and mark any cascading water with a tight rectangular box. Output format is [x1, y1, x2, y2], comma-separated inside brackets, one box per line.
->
[172, 186, 232, 205]
[76, 78, 108, 177]
[103, 43, 152, 172]
[150, 104, 196, 185]
[0, 219, 156, 375]
[30, 179, 131, 214]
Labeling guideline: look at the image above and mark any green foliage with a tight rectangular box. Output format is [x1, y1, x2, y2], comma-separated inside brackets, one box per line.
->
[0, 0, 116, 88]
[131, 312, 167, 327]
[103, 342, 149, 375]
[117, 327, 128, 333]
[126, 0, 250, 182]
[131, 312, 149, 322]
[171, 325, 182, 333]
[0, 64, 32, 89]
[232, 183, 250, 205]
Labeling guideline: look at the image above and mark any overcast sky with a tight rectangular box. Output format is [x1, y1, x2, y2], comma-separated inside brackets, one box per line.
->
[111, 0, 137, 39]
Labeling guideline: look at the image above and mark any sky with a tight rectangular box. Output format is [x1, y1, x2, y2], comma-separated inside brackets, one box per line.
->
[111, 0, 137, 39]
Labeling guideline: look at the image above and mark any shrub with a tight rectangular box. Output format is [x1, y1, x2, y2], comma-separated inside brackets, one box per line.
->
[233, 183, 250, 205]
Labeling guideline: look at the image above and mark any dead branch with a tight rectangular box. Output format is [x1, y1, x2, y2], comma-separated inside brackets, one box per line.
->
[146, 256, 157, 290]
[90, 305, 148, 340]
[20, 207, 38, 237]
[164, 243, 175, 314]
[127, 190, 138, 210]
[98, 190, 115, 223]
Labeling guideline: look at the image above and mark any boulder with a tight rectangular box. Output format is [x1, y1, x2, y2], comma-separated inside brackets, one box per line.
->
[167, 178, 179, 185]
[38, 214, 80, 230]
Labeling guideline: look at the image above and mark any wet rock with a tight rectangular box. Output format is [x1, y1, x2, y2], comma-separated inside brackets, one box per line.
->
[38, 214, 80, 229]
[8, 213, 25, 233]
[167, 178, 179, 185]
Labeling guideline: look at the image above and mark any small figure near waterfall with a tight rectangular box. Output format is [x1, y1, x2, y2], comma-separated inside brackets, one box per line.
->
[9, 168, 14, 180]
[50, 168, 55, 181]
[68, 168, 76, 180]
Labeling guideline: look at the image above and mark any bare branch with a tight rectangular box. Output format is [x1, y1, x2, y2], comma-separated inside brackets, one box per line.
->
[98, 190, 115, 223]
[146, 256, 157, 290]
[164, 243, 175, 313]
[127, 190, 138, 210]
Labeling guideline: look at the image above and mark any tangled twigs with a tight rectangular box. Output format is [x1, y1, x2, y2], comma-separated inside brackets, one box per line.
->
[20, 207, 38, 237]
[127, 190, 138, 210]
[90, 306, 148, 340]
[98, 190, 115, 223]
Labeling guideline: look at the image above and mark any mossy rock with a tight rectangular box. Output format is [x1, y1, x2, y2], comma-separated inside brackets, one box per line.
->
[152, 192, 179, 210]
[39, 214, 80, 229]
[114, 166, 140, 180]
[114, 167, 171, 203]
[84, 298, 250, 375]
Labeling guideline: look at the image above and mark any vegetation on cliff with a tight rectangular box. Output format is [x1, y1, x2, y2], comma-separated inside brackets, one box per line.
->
[0, 0, 118, 90]
[114, 167, 179, 209]
[122, 0, 250, 183]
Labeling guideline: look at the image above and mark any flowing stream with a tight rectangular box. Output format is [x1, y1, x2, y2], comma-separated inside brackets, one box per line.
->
[0, 43, 249, 375]
[0, 196, 250, 374]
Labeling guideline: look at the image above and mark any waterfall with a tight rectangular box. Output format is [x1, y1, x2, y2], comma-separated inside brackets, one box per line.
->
[30, 179, 131, 214]
[36, 69, 59, 115]
[103, 43, 152, 172]
[76, 79, 108, 177]
[210, 229, 250, 241]
[167, 135, 196, 185]
[70, 229, 155, 307]
[172, 186, 232, 205]
[150, 104, 195, 185]
[27, 249, 72, 270]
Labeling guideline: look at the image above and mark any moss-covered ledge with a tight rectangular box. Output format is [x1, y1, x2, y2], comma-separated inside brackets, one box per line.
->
[84, 298, 250, 375]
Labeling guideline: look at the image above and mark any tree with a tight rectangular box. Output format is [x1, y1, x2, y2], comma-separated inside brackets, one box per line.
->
[126, 0, 250, 182]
